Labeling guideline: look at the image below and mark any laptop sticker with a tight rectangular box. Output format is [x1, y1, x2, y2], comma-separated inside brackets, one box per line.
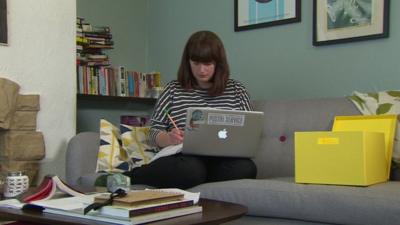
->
[187, 109, 205, 131]
[208, 113, 245, 126]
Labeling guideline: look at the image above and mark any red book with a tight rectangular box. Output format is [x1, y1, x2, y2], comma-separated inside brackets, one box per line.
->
[22, 175, 84, 203]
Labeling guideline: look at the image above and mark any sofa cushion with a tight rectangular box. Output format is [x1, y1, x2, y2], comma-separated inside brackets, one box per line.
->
[189, 177, 400, 225]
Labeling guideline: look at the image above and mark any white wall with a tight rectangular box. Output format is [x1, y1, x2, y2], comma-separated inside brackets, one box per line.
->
[0, 0, 76, 181]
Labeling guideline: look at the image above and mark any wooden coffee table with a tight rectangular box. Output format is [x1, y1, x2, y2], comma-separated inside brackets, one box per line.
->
[0, 198, 247, 225]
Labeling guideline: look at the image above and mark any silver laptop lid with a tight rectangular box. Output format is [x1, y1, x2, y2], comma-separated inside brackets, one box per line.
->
[182, 107, 264, 158]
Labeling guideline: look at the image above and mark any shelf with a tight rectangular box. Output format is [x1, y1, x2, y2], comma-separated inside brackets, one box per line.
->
[77, 94, 157, 103]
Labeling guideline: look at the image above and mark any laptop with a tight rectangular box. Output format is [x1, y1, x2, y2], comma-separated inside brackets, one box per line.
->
[182, 107, 264, 158]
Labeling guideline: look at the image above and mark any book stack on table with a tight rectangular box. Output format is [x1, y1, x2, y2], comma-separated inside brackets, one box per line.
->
[11, 188, 202, 225]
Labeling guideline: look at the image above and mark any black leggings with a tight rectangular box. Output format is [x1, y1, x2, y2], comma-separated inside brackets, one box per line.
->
[123, 154, 257, 189]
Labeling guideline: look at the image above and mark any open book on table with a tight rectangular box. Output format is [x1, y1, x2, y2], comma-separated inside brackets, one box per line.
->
[21, 174, 85, 203]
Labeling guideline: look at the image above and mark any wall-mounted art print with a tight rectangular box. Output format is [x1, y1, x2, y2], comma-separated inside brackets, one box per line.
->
[234, 0, 301, 32]
[313, 0, 390, 46]
[0, 0, 7, 44]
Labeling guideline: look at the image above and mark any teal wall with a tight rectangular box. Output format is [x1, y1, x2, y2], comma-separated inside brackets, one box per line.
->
[77, 0, 148, 71]
[76, 0, 400, 132]
[147, 0, 400, 100]
[78, 0, 400, 100]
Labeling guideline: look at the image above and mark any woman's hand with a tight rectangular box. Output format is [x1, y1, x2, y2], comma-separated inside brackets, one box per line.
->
[167, 128, 184, 145]
[156, 128, 184, 147]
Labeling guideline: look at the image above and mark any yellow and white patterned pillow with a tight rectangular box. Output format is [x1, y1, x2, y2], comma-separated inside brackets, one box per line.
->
[96, 119, 129, 173]
[96, 119, 158, 173]
[120, 124, 158, 168]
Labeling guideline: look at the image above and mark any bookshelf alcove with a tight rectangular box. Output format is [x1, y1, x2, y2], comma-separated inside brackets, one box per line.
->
[76, 17, 160, 133]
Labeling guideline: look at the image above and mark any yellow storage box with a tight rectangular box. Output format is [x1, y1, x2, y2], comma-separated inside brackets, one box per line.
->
[295, 115, 397, 186]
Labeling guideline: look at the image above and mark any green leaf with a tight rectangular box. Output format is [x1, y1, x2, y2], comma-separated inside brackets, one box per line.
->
[376, 103, 393, 114]
[348, 95, 365, 110]
[387, 91, 400, 98]
[367, 92, 379, 101]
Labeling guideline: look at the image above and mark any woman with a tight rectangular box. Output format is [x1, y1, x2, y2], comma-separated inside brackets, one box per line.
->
[125, 30, 257, 189]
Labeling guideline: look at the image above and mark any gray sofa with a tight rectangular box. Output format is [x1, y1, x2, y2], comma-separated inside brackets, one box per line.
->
[66, 97, 400, 225]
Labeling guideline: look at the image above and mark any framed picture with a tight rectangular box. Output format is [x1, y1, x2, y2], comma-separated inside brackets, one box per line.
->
[313, 0, 390, 46]
[0, 0, 7, 45]
[234, 0, 301, 32]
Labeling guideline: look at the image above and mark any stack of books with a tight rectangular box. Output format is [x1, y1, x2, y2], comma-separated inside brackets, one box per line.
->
[24, 188, 202, 225]
[76, 17, 113, 67]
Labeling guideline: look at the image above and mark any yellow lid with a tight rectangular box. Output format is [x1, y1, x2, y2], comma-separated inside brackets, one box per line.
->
[332, 114, 397, 179]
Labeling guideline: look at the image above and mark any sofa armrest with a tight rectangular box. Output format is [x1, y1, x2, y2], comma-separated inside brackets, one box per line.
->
[66, 132, 100, 186]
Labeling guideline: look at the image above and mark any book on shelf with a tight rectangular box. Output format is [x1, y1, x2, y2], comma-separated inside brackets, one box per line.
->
[116, 66, 127, 96]
[22, 175, 85, 203]
[84, 32, 112, 39]
[81, 22, 92, 32]
[76, 36, 88, 44]
[139, 72, 147, 97]
[86, 61, 110, 66]
[94, 189, 184, 207]
[76, 17, 84, 25]
[86, 54, 108, 60]
[127, 71, 135, 96]
[86, 44, 113, 49]
[91, 25, 111, 33]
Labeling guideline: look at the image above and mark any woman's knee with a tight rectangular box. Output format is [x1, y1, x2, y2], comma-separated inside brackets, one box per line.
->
[238, 159, 257, 178]
[174, 155, 207, 185]
[207, 158, 257, 182]
[128, 155, 207, 189]
[226, 158, 257, 179]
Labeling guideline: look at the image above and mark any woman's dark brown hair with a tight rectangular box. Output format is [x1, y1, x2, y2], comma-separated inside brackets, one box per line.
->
[177, 31, 230, 96]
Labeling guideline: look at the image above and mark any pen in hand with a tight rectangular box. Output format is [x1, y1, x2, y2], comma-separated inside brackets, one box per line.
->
[166, 112, 179, 131]
[163, 109, 183, 145]
[163, 109, 179, 130]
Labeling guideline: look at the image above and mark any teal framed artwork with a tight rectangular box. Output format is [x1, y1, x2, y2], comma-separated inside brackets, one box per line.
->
[234, 0, 301, 32]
